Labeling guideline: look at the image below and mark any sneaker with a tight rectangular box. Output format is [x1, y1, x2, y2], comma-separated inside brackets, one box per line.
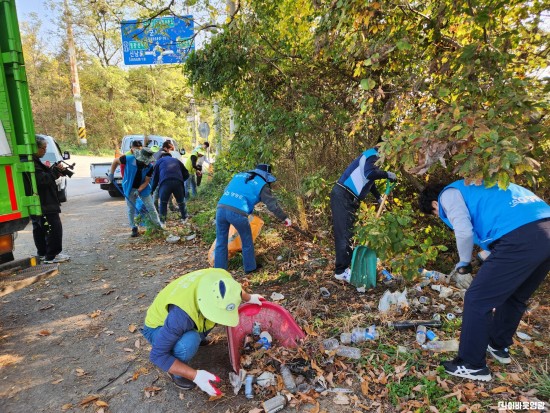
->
[57, 253, 70, 260]
[43, 255, 70, 264]
[160, 222, 167, 230]
[180, 217, 189, 225]
[167, 373, 196, 390]
[334, 268, 351, 283]
[131, 227, 139, 237]
[487, 345, 511, 364]
[38, 256, 45, 261]
[441, 358, 492, 381]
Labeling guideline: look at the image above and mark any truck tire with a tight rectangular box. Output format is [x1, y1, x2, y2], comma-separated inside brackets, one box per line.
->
[108, 190, 122, 198]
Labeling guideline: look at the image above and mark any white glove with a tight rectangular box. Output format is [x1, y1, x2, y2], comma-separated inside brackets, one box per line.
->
[284, 218, 292, 227]
[386, 172, 397, 182]
[193, 370, 221, 396]
[453, 271, 473, 290]
[247, 294, 264, 306]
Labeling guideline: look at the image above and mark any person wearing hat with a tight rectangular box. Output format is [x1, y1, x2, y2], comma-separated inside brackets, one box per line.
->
[184, 144, 207, 199]
[196, 142, 210, 187]
[109, 148, 163, 237]
[142, 268, 263, 395]
[214, 164, 291, 274]
[330, 146, 397, 282]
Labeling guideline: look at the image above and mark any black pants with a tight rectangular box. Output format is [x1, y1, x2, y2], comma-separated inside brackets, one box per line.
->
[459, 218, 550, 367]
[330, 184, 360, 274]
[31, 213, 63, 260]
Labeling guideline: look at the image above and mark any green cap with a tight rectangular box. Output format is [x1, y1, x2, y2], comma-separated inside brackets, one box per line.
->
[196, 269, 242, 327]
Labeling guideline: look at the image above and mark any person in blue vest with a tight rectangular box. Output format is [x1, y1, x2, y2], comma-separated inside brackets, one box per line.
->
[419, 181, 550, 381]
[214, 164, 291, 274]
[330, 147, 397, 282]
[109, 148, 162, 237]
[142, 268, 263, 395]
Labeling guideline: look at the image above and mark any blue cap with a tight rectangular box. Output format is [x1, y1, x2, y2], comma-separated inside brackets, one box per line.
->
[426, 330, 438, 341]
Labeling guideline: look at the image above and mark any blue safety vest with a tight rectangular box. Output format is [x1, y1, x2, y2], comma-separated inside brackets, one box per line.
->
[338, 148, 379, 199]
[122, 155, 153, 197]
[439, 180, 550, 250]
[218, 173, 266, 214]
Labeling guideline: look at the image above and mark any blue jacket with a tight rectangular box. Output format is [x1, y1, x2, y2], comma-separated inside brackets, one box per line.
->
[122, 155, 153, 197]
[338, 148, 388, 200]
[151, 156, 189, 192]
[218, 172, 267, 214]
[439, 180, 550, 249]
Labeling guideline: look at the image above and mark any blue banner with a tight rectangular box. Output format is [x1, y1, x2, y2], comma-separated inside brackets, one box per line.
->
[121, 16, 194, 65]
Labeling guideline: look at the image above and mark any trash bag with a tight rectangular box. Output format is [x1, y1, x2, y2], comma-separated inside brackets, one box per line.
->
[208, 215, 264, 266]
[134, 197, 149, 227]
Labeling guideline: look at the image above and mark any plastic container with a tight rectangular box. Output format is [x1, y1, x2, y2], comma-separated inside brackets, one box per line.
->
[256, 336, 272, 350]
[245, 374, 254, 399]
[340, 332, 352, 344]
[336, 345, 362, 359]
[422, 339, 459, 352]
[416, 325, 427, 345]
[381, 269, 393, 282]
[351, 325, 377, 343]
[262, 394, 287, 413]
[280, 364, 297, 393]
[227, 302, 305, 373]
[252, 321, 261, 337]
[390, 320, 442, 330]
[322, 338, 339, 351]
[426, 330, 438, 341]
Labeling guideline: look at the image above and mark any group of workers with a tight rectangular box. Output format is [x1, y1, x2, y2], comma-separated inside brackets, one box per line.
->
[31, 132, 550, 393]
[137, 140, 549, 397]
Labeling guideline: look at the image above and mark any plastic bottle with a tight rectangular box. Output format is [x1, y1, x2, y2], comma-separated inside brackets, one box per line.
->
[244, 374, 254, 399]
[322, 338, 340, 351]
[422, 339, 459, 352]
[416, 325, 427, 345]
[381, 269, 393, 282]
[351, 325, 377, 343]
[262, 394, 287, 413]
[340, 332, 352, 344]
[336, 345, 362, 359]
[256, 336, 272, 350]
[280, 364, 297, 393]
[418, 268, 447, 282]
[252, 322, 261, 337]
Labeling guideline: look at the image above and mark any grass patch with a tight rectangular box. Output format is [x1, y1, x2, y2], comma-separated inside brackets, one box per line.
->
[530, 363, 550, 399]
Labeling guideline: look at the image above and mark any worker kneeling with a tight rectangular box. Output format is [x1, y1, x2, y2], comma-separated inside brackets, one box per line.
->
[142, 268, 263, 396]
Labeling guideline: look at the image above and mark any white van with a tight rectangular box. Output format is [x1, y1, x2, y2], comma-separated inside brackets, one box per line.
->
[36, 134, 72, 202]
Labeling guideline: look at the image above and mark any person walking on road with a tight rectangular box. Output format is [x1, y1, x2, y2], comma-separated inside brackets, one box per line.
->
[31, 136, 70, 263]
[142, 268, 263, 395]
[151, 152, 190, 226]
[214, 164, 291, 274]
[109, 148, 162, 237]
[330, 146, 397, 282]
[418, 180, 550, 381]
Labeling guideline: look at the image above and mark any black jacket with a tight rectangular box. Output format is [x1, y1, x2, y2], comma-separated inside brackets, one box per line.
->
[33, 155, 61, 214]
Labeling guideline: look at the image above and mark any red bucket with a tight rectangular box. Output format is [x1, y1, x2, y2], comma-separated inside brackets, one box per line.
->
[227, 301, 306, 373]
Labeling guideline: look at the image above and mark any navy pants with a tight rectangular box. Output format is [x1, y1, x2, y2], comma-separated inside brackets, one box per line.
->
[459, 218, 550, 367]
[214, 208, 256, 272]
[158, 179, 187, 221]
[330, 184, 360, 274]
[31, 213, 63, 260]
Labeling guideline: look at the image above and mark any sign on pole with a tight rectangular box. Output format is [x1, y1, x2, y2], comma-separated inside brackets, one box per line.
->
[121, 16, 194, 65]
[198, 122, 210, 139]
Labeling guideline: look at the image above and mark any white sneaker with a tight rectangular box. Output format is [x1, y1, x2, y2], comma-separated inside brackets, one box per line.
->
[334, 268, 351, 283]
[160, 222, 167, 230]
[44, 255, 70, 264]
[57, 253, 70, 260]
[180, 218, 188, 225]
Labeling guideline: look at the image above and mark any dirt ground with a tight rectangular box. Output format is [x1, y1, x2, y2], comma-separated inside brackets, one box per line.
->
[1, 172, 549, 413]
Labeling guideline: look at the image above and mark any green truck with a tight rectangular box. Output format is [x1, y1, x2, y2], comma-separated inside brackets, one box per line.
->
[0, 0, 58, 294]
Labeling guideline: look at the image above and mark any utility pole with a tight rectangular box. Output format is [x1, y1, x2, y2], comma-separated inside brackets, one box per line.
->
[64, 0, 87, 145]
[189, 98, 197, 147]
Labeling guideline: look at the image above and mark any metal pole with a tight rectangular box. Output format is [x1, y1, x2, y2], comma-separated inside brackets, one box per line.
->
[190, 98, 197, 147]
[214, 101, 222, 155]
[64, 0, 87, 145]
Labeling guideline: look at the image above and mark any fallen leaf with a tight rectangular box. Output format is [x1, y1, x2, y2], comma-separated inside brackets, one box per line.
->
[135, 339, 141, 348]
[38, 330, 51, 336]
[208, 393, 224, 401]
[361, 380, 369, 396]
[491, 386, 511, 394]
[144, 386, 162, 392]
[96, 400, 109, 407]
[79, 395, 99, 406]
[51, 378, 64, 384]
[248, 408, 262, 413]
[115, 337, 128, 342]
[128, 324, 137, 333]
[75, 368, 86, 377]
[333, 393, 350, 405]
[123, 347, 134, 352]
[89, 310, 101, 318]
[97, 409, 105, 413]
[61, 403, 73, 410]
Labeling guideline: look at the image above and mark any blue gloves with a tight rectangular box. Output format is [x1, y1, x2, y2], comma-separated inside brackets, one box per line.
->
[108, 173, 114, 183]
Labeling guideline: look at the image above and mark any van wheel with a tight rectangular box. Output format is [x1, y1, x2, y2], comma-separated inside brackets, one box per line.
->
[108, 190, 122, 198]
